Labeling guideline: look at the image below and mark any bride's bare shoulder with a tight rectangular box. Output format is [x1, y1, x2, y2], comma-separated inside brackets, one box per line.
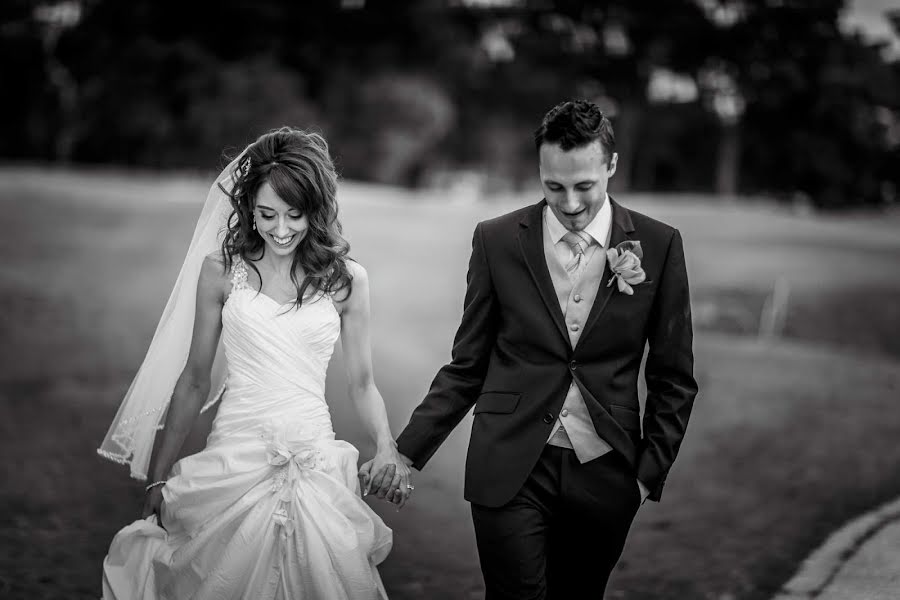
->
[199, 252, 230, 297]
[202, 252, 229, 275]
[331, 259, 367, 312]
[204, 251, 226, 264]
[345, 259, 368, 281]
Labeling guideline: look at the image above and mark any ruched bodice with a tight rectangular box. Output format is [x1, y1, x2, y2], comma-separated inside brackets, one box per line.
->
[102, 257, 391, 600]
[209, 261, 342, 446]
[223, 288, 338, 394]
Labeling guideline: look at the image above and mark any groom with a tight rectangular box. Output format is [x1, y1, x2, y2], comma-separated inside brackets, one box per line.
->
[369, 99, 698, 598]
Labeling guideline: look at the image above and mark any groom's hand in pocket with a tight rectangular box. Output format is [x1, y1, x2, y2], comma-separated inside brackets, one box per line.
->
[637, 478, 650, 506]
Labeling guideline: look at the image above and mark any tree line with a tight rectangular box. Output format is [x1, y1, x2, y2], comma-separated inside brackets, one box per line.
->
[1, 0, 898, 208]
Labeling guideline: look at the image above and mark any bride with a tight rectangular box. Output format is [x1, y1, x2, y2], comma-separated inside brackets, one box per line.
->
[98, 127, 410, 599]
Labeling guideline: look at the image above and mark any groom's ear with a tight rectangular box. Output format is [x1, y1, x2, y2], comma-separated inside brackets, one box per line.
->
[607, 152, 618, 177]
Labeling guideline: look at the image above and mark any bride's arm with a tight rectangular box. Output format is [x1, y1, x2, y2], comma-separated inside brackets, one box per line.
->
[337, 261, 412, 505]
[145, 255, 225, 485]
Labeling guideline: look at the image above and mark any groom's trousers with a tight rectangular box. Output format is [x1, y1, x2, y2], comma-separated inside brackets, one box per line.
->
[470, 444, 641, 600]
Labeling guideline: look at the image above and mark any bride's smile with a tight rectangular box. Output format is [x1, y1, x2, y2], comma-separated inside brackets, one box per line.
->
[253, 182, 309, 256]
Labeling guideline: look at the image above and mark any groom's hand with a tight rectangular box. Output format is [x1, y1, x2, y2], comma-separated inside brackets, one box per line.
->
[637, 478, 650, 505]
[387, 453, 414, 509]
[359, 452, 414, 507]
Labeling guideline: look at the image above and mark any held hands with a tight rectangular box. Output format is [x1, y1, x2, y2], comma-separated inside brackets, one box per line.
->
[358, 444, 414, 510]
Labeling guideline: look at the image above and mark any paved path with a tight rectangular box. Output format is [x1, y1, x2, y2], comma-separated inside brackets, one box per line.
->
[773, 497, 900, 599]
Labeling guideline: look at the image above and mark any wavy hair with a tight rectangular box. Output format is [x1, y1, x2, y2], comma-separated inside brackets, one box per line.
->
[219, 127, 352, 305]
[533, 99, 616, 163]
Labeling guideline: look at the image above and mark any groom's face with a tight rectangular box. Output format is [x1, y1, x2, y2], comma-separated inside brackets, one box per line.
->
[539, 140, 617, 232]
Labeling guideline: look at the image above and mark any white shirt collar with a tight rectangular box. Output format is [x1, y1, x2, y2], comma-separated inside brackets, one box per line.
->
[544, 194, 612, 248]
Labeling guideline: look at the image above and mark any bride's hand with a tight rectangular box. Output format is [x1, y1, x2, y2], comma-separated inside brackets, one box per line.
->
[359, 446, 413, 509]
[141, 486, 165, 527]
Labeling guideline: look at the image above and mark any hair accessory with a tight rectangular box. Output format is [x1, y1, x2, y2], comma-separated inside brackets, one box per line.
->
[241, 156, 252, 178]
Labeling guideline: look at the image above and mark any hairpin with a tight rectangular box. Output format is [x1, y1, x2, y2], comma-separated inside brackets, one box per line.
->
[240, 156, 252, 177]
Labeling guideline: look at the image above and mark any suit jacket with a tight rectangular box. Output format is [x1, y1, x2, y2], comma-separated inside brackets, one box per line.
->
[396, 198, 698, 507]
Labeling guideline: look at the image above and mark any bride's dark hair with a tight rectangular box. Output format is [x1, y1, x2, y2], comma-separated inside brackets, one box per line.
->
[220, 127, 352, 304]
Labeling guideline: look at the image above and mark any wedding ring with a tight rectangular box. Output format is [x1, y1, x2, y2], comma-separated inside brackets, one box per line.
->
[406, 484, 415, 491]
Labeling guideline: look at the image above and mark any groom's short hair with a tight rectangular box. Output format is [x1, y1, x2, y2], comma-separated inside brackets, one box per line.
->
[534, 100, 616, 163]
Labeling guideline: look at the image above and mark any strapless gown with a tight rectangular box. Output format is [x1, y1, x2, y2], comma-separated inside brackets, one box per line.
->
[102, 262, 392, 599]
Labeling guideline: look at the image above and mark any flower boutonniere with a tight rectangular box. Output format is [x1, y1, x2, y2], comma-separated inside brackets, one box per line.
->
[606, 240, 647, 295]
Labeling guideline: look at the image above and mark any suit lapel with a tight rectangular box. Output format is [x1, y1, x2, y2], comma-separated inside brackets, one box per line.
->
[517, 201, 569, 344]
[576, 197, 635, 349]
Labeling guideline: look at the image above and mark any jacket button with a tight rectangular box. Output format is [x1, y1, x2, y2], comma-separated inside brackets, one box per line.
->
[574, 294, 582, 302]
[543, 413, 554, 424]
[569, 360, 577, 371]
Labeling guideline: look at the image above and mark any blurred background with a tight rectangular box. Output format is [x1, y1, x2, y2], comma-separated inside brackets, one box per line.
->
[1, 0, 899, 598]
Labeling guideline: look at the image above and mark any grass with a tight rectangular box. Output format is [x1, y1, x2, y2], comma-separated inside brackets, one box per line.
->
[1, 167, 900, 599]
[693, 285, 900, 358]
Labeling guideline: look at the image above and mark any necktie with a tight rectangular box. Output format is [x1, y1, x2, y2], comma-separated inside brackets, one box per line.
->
[562, 231, 589, 279]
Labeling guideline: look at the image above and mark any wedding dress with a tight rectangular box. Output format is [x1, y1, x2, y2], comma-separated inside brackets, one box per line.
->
[102, 256, 392, 599]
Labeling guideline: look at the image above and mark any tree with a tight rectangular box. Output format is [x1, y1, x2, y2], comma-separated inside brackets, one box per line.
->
[720, 0, 900, 207]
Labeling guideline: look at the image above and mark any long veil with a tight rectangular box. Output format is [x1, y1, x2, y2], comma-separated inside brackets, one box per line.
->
[97, 152, 245, 480]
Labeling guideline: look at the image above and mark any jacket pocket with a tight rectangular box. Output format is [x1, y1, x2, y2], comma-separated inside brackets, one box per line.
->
[473, 392, 521, 415]
[609, 404, 641, 432]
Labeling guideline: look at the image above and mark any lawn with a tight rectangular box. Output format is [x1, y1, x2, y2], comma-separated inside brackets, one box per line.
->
[1, 167, 899, 599]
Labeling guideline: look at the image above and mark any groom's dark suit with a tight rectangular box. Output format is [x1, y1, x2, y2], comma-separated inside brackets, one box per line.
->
[396, 197, 697, 597]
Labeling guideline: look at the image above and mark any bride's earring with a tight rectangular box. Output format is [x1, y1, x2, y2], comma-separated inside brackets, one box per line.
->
[252, 218, 257, 231]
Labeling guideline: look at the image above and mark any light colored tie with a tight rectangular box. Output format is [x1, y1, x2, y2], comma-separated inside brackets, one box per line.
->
[562, 231, 589, 279]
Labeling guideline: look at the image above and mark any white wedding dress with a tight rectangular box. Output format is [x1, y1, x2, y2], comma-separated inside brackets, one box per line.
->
[102, 258, 392, 599]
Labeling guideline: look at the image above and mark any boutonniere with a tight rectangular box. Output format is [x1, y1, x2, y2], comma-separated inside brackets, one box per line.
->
[606, 240, 647, 295]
